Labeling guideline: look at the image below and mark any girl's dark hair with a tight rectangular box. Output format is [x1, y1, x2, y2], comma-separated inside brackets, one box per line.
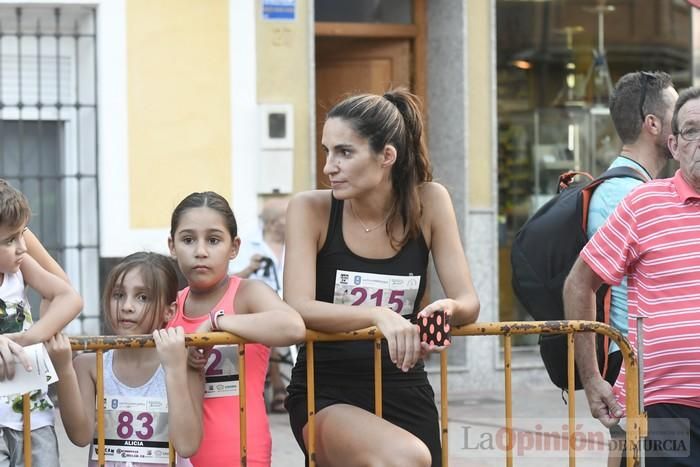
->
[103, 252, 179, 334]
[170, 191, 237, 239]
[327, 87, 432, 248]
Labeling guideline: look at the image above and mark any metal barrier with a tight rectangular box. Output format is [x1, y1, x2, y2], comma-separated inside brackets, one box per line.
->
[18, 332, 242, 467]
[15, 321, 645, 467]
[303, 321, 646, 467]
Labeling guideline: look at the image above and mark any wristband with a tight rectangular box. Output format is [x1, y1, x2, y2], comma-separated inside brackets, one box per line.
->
[209, 309, 225, 331]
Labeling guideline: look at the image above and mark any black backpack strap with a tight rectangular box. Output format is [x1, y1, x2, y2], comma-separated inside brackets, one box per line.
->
[579, 165, 648, 232]
[594, 165, 648, 184]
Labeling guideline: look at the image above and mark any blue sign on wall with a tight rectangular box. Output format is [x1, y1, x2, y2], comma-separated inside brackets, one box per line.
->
[263, 0, 295, 21]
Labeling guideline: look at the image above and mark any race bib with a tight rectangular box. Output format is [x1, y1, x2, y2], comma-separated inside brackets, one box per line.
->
[204, 344, 239, 398]
[333, 270, 421, 317]
[92, 395, 169, 464]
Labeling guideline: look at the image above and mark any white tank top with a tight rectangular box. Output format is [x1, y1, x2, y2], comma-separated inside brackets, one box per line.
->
[101, 350, 166, 398]
[88, 350, 168, 467]
[0, 270, 54, 431]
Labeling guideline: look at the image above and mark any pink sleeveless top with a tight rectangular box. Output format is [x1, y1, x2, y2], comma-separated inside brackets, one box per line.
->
[169, 277, 271, 467]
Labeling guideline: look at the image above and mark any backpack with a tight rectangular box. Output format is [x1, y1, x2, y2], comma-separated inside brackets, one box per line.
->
[510, 165, 646, 390]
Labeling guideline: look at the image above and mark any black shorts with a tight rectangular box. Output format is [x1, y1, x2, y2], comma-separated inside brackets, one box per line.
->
[619, 403, 700, 467]
[286, 383, 442, 467]
[605, 350, 623, 386]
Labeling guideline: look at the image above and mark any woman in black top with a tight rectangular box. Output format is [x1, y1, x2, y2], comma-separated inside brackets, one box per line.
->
[284, 88, 480, 467]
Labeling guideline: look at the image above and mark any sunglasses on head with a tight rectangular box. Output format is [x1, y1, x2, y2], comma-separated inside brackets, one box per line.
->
[639, 71, 657, 124]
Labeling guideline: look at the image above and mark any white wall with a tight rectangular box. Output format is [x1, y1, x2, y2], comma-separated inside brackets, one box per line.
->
[88, 0, 259, 256]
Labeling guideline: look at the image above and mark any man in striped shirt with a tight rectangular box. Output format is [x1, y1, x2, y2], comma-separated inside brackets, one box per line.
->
[564, 86, 700, 465]
[578, 71, 677, 466]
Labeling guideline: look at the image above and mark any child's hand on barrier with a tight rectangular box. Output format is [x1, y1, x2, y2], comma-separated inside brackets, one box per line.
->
[184, 320, 216, 370]
[187, 346, 211, 370]
[153, 327, 187, 371]
[45, 333, 73, 372]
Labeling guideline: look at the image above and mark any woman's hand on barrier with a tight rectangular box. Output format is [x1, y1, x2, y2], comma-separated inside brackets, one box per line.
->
[372, 307, 421, 372]
[153, 327, 187, 371]
[417, 298, 457, 321]
[45, 333, 73, 373]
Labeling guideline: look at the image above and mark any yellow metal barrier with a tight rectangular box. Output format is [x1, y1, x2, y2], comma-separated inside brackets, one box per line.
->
[15, 321, 644, 467]
[303, 320, 645, 467]
[73, 333, 244, 467]
[17, 332, 243, 467]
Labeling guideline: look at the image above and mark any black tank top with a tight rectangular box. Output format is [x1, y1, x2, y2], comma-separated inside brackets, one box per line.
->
[290, 195, 430, 388]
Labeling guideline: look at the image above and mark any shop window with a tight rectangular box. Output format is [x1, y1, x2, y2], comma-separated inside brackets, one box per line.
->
[315, 0, 412, 23]
[496, 0, 691, 345]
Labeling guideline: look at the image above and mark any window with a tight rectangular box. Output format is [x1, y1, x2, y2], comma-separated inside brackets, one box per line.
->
[496, 0, 691, 345]
[0, 6, 99, 333]
[315, 0, 412, 23]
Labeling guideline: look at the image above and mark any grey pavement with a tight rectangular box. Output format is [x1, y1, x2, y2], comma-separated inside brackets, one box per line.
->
[445, 384, 609, 466]
[56, 383, 613, 466]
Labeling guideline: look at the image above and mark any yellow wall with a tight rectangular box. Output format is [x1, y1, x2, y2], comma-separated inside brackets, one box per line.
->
[127, 0, 231, 228]
[467, 1, 493, 208]
[256, 0, 312, 191]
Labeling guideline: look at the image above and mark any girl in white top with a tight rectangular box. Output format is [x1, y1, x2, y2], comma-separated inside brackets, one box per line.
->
[47, 252, 204, 466]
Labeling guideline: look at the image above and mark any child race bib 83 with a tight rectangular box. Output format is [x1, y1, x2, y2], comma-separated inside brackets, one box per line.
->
[92, 395, 169, 464]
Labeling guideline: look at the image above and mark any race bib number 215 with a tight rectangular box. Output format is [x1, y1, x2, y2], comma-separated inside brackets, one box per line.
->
[333, 270, 421, 317]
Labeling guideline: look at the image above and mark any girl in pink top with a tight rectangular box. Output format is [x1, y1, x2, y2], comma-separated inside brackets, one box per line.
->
[167, 191, 306, 467]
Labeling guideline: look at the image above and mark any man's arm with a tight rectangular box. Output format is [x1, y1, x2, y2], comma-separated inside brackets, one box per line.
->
[564, 257, 622, 427]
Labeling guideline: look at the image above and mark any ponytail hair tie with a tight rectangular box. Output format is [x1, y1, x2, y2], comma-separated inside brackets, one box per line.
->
[382, 92, 400, 108]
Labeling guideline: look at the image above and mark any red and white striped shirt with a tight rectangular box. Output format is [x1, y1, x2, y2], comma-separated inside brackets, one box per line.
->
[581, 170, 700, 410]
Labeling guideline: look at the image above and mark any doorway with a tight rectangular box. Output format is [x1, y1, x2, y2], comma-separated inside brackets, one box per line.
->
[313, 0, 426, 188]
[315, 38, 412, 187]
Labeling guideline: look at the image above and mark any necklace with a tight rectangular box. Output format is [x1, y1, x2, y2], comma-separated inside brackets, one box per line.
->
[349, 200, 389, 233]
